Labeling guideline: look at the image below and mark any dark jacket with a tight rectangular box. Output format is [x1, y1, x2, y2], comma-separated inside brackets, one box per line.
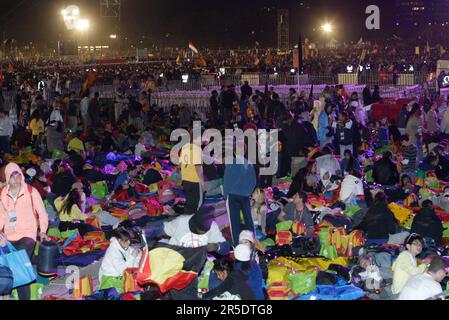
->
[240, 84, 253, 99]
[373, 157, 400, 186]
[287, 168, 321, 198]
[358, 203, 398, 240]
[435, 155, 449, 182]
[411, 207, 445, 246]
[235, 261, 264, 300]
[204, 269, 256, 300]
[51, 171, 76, 198]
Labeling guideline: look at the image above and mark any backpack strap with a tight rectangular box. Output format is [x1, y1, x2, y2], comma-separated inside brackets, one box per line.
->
[27, 184, 39, 225]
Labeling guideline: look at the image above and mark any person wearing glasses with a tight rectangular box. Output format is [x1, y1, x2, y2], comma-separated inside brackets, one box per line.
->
[392, 234, 432, 296]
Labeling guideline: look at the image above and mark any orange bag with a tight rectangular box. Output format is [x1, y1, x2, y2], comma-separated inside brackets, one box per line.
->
[84, 231, 106, 242]
[123, 268, 142, 293]
[93, 240, 110, 251]
[73, 275, 93, 299]
[85, 215, 101, 229]
[276, 231, 293, 246]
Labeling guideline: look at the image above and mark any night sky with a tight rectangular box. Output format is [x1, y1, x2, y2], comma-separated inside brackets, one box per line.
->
[0, 0, 395, 47]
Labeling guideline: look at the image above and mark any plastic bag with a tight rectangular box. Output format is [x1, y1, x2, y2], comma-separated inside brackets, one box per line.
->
[288, 270, 317, 295]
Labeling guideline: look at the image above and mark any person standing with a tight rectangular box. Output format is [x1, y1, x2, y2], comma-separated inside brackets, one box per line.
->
[180, 134, 204, 215]
[88, 92, 101, 128]
[224, 147, 257, 245]
[0, 163, 49, 300]
[210, 90, 219, 126]
[240, 81, 253, 100]
[0, 109, 13, 154]
[67, 91, 79, 133]
[80, 91, 91, 132]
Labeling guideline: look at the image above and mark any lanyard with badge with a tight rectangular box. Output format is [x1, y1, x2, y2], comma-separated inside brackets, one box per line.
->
[0, 191, 18, 231]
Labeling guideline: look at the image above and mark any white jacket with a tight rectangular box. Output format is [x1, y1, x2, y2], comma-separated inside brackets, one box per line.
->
[339, 174, 364, 202]
[99, 237, 141, 280]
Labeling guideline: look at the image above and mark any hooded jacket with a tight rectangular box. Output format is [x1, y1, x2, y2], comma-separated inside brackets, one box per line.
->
[0, 163, 48, 242]
[372, 157, 400, 186]
[99, 237, 141, 280]
[223, 157, 256, 198]
[411, 207, 444, 246]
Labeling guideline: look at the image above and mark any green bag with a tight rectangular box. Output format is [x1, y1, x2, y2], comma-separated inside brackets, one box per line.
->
[261, 238, 276, 249]
[288, 270, 317, 295]
[91, 181, 109, 200]
[343, 205, 362, 218]
[47, 228, 62, 238]
[443, 222, 449, 238]
[30, 283, 45, 301]
[276, 221, 293, 234]
[99, 276, 124, 294]
[320, 243, 339, 260]
[52, 149, 67, 159]
[198, 260, 215, 291]
[60, 229, 79, 239]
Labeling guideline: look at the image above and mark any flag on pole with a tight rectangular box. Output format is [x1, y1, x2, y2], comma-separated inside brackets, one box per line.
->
[415, 46, 420, 55]
[198, 54, 207, 67]
[425, 41, 430, 54]
[188, 41, 199, 55]
[176, 55, 181, 65]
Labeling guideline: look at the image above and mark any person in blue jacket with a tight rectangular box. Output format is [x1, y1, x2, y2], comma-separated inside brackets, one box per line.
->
[224, 149, 257, 245]
[318, 104, 335, 148]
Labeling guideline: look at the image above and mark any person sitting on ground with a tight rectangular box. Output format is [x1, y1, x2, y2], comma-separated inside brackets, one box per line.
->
[134, 136, 148, 158]
[398, 256, 448, 300]
[411, 200, 445, 248]
[203, 255, 256, 300]
[99, 227, 142, 292]
[392, 233, 432, 295]
[287, 160, 321, 198]
[356, 191, 399, 243]
[271, 191, 315, 236]
[372, 151, 400, 186]
[54, 188, 99, 236]
[431, 152, 449, 182]
[340, 149, 361, 175]
[339, 169, 365, 208]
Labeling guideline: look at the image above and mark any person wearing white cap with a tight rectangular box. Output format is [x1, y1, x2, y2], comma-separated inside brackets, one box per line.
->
[234, 240, 265, 300]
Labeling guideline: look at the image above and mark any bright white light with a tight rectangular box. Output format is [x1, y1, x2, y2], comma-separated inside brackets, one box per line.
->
[182, 74, 189, 83]
[219, 68, 226, 75]
[274, 72, 279, 76]
[160, 73, 164, 78]
[321, 23, 333, 33]
[290, 68, 296, 73]
[110, 34, 117, 39]
[409, 65, 414, 72]
[347, 65, 354, 73]
[61, 9, 68, 17]
[75, 19, 90, 32]
[359, 66, 364, 72]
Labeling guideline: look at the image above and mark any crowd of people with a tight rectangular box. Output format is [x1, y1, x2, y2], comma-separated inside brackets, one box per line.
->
[0, 61, 449, 301]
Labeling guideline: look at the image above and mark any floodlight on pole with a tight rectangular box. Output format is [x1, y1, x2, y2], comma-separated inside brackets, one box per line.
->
[110, 34, 117, 39]
[75, 19, 90, 32]
[321, 23, 333, 33]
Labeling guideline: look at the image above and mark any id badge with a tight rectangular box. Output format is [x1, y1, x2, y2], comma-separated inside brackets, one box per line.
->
[7, 211, 17, 229]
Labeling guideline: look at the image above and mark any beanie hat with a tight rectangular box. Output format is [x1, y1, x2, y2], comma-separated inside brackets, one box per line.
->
[189, 206, 215, 234]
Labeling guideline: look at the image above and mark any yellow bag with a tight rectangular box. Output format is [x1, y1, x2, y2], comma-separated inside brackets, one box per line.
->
[330, 228, 348, 256]
[267, 261, 292, 286]
[73, 275, 93, 299]
[286, 257, 349, 271]
[388, 203, 414, 226]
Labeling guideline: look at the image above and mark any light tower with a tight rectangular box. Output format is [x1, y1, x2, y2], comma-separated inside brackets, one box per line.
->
[100, 0, 121, 41]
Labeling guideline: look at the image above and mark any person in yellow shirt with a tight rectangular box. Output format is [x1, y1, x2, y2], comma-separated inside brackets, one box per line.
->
[392, 233, 432, 296]
[55, 188, 98, 236]
[67, 132, 86, 157]
[180, 140, 204, 215]
[29, 110, 45, 143]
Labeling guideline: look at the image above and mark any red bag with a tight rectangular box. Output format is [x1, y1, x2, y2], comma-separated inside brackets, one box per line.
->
[84, 231, 106, 242]
[135, 182, 150, 194]
[145, 200, 163, 217]
[85, 216, 101, 229]
[276, 231, 293, 246]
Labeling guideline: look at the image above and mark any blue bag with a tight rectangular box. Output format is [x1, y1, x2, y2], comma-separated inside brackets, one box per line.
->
[0, 265, 13, 294]
[0, 242, 37, 288]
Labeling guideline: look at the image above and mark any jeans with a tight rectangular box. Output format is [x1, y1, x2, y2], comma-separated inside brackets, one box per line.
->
[226, 194, 254, 245]
[10, 238, 36, 300]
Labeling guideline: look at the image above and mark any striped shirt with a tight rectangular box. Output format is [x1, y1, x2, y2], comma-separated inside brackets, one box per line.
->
[403, 144, 417, 172]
